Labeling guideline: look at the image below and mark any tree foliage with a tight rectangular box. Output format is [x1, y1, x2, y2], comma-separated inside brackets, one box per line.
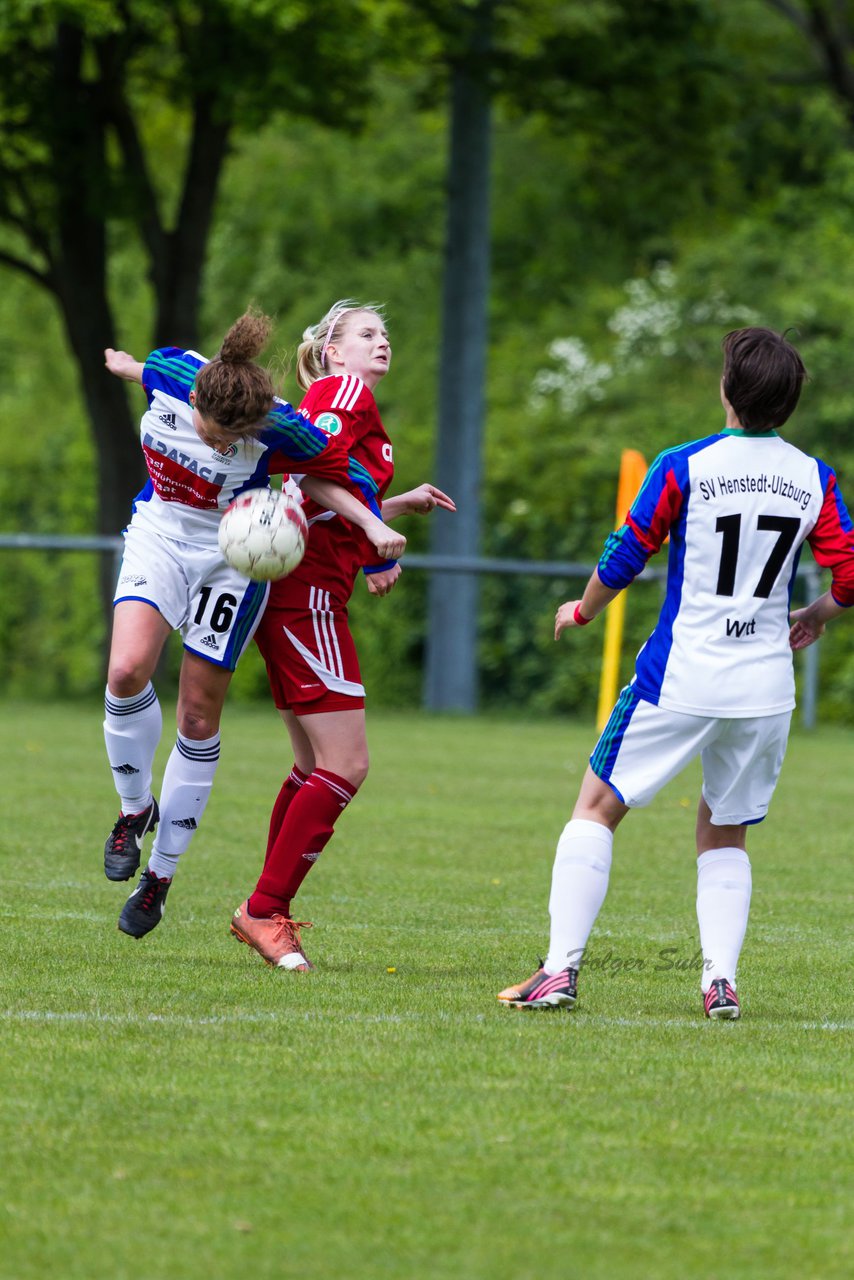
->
[3, 1, 854, 720]
[0, 0, 377, 537]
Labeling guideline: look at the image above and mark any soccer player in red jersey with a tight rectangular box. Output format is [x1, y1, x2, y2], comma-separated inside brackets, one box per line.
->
[231, 300, 455, 970]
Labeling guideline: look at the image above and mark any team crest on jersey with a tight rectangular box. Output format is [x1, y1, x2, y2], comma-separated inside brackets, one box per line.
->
[314, 411, 343, 436]
[212, 443, 238, 462]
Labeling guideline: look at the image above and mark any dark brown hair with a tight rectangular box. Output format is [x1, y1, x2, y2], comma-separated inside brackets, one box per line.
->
[194, 309, 275, 434]
[721, 327, 808, 433]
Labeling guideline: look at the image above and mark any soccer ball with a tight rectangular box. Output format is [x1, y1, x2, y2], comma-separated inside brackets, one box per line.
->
[218, 487, 308, 581]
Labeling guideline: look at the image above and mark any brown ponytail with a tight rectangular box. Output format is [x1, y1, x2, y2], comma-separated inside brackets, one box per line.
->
[195, 308, 276, 434]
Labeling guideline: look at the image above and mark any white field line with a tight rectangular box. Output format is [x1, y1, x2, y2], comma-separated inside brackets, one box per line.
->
[1, 1009, 851, 1032]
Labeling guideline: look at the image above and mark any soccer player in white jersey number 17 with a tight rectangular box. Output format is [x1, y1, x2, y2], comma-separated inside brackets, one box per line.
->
[498, 326, 854, 1020]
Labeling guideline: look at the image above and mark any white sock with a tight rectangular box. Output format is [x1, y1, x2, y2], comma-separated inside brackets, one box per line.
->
[148, 731, 220, 878]
[696, 847, 752, 993]
[544, 819, 614, 975]
[103, 683, 162, 814]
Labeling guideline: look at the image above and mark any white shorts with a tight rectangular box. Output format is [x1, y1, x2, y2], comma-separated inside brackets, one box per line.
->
[114, 523, 269, 670]
[591, 686, 792, 825]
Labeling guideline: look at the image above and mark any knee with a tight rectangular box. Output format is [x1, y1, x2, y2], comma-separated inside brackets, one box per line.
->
[108, 661, 151, 699]
[321, 749, 369, 791]
[572, 767, 627, 832]
[349, 752, 370, 790]
[177, 702, 220, 741]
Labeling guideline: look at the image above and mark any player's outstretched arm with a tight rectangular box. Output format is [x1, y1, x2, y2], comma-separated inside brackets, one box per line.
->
[299, 476, 406, 560]
[104, 349, 145, 384]
[381, 484, 456, 520]
[789, 591, 848, 651]
[555, 572, 622, 640]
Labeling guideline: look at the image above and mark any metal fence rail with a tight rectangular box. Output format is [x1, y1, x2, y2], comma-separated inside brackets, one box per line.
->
[0, 532, 126, 585]
[0, 533, 822, 726]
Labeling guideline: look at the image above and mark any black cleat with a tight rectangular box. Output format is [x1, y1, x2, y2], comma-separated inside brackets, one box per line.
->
[704, 978, 740, 1020]
[104, 798, 159, 881]
[118, 867, 171, 938]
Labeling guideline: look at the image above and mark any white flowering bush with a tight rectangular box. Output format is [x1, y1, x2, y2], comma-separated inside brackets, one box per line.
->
[530, 336, 612, 413]
[608, 262, 680, 363]
[532, 262, 759, 413]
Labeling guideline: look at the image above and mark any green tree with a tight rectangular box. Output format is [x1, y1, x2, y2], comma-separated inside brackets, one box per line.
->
[5, 0, 854, 720]
[0, 0, 374, 544]
[371, 0, 752, 707]
[762, 0, 854, 119]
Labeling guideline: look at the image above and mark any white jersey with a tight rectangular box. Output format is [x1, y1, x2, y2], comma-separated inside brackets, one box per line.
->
[598, 430, 854, 717]
[128, 347, 352, 547]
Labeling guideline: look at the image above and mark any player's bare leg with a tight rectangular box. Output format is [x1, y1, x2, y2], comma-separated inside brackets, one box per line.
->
[175, 652, 233, 742]
[107, 600, 172, 698]
[281, 708, 316, 777]
[572, 767, 630, 830]
[293, 708, 370, 789]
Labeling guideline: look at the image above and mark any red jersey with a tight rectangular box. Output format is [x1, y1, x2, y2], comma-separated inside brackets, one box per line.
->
[269, 373, 395, 607]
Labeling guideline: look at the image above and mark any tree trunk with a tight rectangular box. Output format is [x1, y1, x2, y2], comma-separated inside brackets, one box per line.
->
[50, 23, 143, 618]
[154, 103, 231, 349]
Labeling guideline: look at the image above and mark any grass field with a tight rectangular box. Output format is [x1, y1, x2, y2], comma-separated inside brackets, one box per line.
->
[1, 700, 851, 1280]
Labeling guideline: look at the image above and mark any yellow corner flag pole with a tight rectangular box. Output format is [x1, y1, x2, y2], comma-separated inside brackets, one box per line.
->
[596, 449, 648, 731]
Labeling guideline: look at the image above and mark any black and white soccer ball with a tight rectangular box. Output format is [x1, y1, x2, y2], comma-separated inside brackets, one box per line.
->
[218, 487, 308, 581]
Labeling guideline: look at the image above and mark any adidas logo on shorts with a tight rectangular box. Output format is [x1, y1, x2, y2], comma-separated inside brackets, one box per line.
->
[199, 633, 219, 650]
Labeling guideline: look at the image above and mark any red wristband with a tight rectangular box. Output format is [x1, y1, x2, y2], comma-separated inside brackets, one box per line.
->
[573, 603, 592, 626]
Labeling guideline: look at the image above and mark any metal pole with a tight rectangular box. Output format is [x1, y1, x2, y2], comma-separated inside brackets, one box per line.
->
[423, 2, 493, 713]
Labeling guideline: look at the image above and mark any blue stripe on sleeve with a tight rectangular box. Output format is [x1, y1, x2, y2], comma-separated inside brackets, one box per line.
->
[262, 401, 338, 461]
[598, 526, 650, 589]
[143, 349, 203, 407]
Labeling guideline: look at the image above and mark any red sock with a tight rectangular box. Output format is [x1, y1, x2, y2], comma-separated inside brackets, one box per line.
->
[250, 768, 358, 915]
[262, 765, 309, 870]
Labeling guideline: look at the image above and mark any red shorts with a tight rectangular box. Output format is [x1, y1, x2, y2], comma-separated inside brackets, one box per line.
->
[254, 581, 365, 715]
